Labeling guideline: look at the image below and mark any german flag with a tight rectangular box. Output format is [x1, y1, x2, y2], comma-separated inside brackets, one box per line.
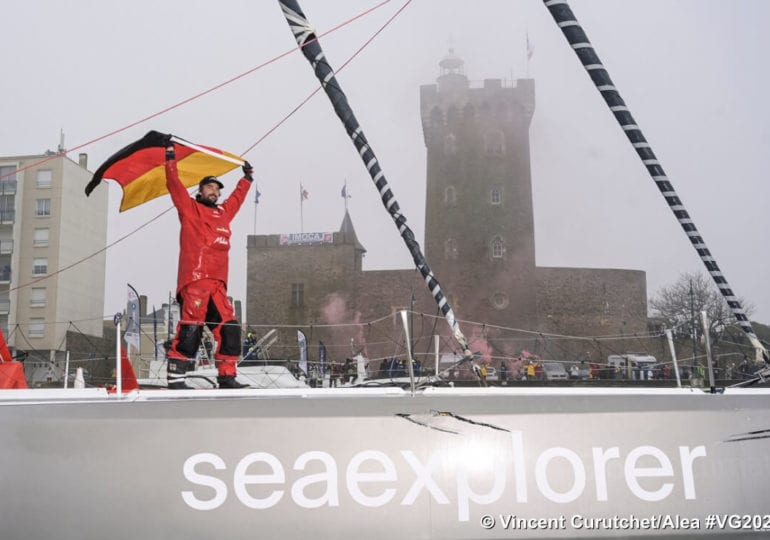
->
[85, 130, 242, 211]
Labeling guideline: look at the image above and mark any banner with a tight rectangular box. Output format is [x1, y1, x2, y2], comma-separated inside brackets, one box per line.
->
[297, 330, 307, 375]
[279, 232, 333, 246]
[125, 284, 141, 353]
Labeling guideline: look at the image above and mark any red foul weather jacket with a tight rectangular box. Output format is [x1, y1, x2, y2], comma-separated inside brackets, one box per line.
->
[165, 160, 251, 293]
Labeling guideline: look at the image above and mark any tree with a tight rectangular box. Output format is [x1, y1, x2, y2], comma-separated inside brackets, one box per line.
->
[649, 271, 753, 348]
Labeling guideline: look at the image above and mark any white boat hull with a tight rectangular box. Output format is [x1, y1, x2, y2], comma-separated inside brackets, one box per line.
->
[1, 386, 768, 539]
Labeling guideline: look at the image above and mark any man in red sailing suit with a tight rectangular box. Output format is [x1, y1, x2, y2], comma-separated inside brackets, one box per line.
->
[164, 140, 253, 389]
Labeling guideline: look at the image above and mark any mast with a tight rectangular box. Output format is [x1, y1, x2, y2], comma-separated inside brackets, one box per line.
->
[542, 0, 769, 378]
[278, 0, 471, 356]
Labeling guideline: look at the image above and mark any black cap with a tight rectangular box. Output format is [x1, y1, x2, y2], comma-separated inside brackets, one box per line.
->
[199, 176, 224, 190]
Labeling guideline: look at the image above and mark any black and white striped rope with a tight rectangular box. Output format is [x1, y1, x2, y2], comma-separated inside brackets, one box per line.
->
[278, 0, 470, 354]
[543, 0, 768, 365]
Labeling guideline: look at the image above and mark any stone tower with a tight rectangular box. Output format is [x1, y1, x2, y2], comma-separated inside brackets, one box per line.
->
[420, 49, 537, 328]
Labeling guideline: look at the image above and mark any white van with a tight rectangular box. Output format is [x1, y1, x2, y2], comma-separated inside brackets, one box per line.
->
[607, 354, 657, 380]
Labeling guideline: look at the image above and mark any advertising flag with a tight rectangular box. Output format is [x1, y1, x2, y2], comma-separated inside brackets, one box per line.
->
[125, 284, 141, 352]
[297, 329, 308, 375]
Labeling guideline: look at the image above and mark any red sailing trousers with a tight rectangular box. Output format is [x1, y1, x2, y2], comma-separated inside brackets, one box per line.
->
[167, 278, 240, 377]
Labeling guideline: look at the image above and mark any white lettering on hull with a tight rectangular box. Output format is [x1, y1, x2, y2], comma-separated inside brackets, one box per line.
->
[181, 431, 707, 521]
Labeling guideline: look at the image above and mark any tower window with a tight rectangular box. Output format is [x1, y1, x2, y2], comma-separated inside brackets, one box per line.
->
[443, 133, 457, 156]
[484, 130, 505, 155]
[491, 236, 504, 259]
[444, 185, 457, 207]
[463, 103, 475, 122]
[491, 293, 509, 310]
[291, 283, 304, 308]
[444, 238, 458, 260]
[490, 187, 502, 205]
[430, 106, 443, 127]
[446, 105, 459, 125]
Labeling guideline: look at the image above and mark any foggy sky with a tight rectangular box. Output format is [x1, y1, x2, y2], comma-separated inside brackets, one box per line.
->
[2, 0, 769, 326]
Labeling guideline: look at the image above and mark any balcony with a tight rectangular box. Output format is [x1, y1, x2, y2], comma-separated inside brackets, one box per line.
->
[0, 210, 14, 225]
[0, 240, 12, 255]
[0, 180, 16, 195]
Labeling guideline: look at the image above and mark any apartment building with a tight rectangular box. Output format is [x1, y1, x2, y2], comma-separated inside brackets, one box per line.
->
[0, 151, 107, 374]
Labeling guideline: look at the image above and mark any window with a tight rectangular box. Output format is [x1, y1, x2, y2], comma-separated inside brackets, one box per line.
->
[291, 283, 304, 308]
[0, 239, 11, 254]
[33, 228, 49, 247]
[491, 236, 504, 259]
[444, 185, 456, 207]
[32, 258, 47, 275]
[36, 199, 51, 217]
[490, 187, 502, 205]
[429, 106, 443, 126]
[463, 103, 475, 121]
[443, 133, 457, 156]
[484, 130, 505, 155]
[0, 195, 14, 223]
[444, 238, 458, 260]
[36, 170, 53, 189]
[0, 165, 17, 195]
[0, 165, 16, 181]
[491, 292, 509, 310]
[30, 288, 46, 307]
[446, 105, 459, 125]
[29, 318, 45, 338]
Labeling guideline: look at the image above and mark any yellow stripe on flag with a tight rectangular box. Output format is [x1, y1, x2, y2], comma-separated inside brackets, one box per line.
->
[120, 150, 241, 211]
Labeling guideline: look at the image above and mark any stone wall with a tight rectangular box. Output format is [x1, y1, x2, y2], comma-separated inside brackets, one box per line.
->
[535, 266, 650, 360]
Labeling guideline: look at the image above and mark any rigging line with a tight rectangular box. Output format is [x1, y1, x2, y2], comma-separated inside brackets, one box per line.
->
[11, 320, 70, 364]
[26, 306, 392, 339]
[12, 324, 46, 362]
[412, 310, 665, 341]
[279, 0, 473, 357]
[242, 313, 395, 330]
[0, 1, 393, 183]
[13, 6, 411, 313]
[542, 0, 768, 366]
[241, 87, 321, 155]
[241, 0, 403, 155]
[67, 320, 105, 356]
[8, 207, 173, 294]
[52, 325, 70, 356]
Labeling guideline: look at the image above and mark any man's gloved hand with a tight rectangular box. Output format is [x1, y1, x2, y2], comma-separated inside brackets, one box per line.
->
[160, 133, 172, 147]
[160, 133, 174, 160]
[242, 160, 254, 181]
